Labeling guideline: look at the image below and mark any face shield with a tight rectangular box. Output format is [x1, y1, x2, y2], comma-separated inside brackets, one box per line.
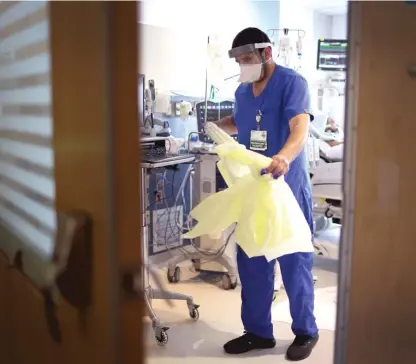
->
[228, 42, 272, 83]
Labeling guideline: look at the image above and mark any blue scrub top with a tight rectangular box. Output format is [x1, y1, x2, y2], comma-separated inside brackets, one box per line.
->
[233, 65, 314, 234]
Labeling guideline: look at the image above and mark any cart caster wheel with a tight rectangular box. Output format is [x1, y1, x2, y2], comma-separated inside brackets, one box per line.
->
[167, 267, 181, 283]
[189, 307, 200, 321]
[222, 274, 238, 290]
[155, 330, 168, 346]
[272, 290, 278, 302]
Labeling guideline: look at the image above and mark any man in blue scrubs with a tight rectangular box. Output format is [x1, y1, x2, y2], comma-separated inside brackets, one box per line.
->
[216, 27, 319, 361]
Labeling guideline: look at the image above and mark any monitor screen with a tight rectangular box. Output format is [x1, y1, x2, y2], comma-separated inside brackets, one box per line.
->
[317, 39, 347, 71]
[195, 101, 235, 144]
[138, 74, 145, 125]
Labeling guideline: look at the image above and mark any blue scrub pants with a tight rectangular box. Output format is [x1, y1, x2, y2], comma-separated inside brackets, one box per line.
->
[237, 246, 318, 339]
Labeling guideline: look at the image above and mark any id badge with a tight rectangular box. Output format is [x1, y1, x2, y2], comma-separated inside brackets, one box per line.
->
[250, 130, 268, 151]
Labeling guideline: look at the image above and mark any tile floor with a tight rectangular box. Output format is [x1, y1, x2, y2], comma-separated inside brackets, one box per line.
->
[145, 225, 340, 364]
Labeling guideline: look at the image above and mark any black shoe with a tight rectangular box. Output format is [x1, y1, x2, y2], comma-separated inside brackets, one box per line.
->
[286, 334, 319, 361]
[224, 332, 276, 354]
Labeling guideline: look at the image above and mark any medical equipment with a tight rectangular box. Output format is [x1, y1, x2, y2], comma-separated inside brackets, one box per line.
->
[171, 101, 238, 287]
[311, 162, 343, 219]
[146, 161, 195, 256]
[138, 74, 145, 125]
[195, 100, 236, 144]
[268, 28, 306, 71]
[165, 151, 239, 290]
[193, 153, 237, 274]
[317, 39, 348, 72]
[140, 136, 189, 164]
[312, 73, 346, 119]
[143, 133, 237, 289]
[142, 113, 172, 137]
[140, 136, 198, 256]
[307, 132, 321, 169]
[308, 122, 344, 225]
[154, 93, 172, 115]
[179, 100, 193, 120]
[141, 155, 200, 346]
[140, 77, 172, 137]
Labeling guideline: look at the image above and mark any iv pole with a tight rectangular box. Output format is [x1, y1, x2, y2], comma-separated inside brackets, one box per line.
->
[267, 28, 306, 71]
[267, 27, 306, 39]
[203, 36, 210, 124]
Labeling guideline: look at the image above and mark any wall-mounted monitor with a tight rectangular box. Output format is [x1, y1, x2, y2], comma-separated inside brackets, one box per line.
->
[317, 39, 347, 71]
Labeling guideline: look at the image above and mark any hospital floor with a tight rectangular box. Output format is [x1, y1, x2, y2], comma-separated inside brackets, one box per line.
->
[145, 223, 340, 364]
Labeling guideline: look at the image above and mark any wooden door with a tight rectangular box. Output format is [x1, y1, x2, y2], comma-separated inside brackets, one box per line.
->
[336, 2, 416, 363]
[0, 2, 144, 364]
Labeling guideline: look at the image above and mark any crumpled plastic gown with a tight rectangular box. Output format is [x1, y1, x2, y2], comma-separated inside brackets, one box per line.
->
[183, 123, 314, 261]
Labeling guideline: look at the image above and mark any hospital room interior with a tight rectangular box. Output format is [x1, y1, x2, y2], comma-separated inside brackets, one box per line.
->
[1, 1, 415, 364]
[139, 0, 346, 362]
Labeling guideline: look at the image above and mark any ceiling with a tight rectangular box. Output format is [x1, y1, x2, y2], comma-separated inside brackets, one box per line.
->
[317, 5, 348, 15]
[291, 0, 348, 15]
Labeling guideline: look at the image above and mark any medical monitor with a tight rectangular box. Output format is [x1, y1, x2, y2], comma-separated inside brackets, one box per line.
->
[195, 101, 235, 144]
[317, 39, 347, 71]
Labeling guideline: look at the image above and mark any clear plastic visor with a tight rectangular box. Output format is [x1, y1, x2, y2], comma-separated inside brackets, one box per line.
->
[228, 42, 272, 59]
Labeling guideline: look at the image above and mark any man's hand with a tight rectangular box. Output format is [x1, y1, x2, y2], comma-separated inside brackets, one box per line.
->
[265, 154, 290, 179]
[215, 115, 238, 135]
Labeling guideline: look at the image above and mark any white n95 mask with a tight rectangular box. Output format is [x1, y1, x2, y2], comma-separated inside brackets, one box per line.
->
[239, 63, 262, 83]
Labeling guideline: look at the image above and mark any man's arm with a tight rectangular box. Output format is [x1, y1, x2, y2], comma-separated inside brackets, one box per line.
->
[215, 115, 238, 135]
[279, 75, 312, 163]
[266, 75, 312, 176]
[278, 114, 310, 163]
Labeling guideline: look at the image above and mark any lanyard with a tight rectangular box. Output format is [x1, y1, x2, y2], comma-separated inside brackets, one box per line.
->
[256, 110, 262, 131]
[255, 98, 266, 131]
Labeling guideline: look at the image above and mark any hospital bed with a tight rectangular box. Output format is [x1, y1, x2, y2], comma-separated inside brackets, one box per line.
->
[308, 122, 343, 225]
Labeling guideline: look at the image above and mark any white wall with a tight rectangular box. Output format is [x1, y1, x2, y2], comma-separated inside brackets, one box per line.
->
[139, 24, 208, 96]
[312, 11, 333, 74]
[332, 14, 348, 38]
[138, 0, 280, 97]
[139, 0, 263, 34]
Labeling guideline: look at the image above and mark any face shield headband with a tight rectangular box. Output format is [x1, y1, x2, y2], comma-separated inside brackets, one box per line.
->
[228, 42, 272, 59]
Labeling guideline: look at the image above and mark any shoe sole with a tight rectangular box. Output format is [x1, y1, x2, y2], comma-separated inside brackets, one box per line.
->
[285, 338, 319, 362]
[224, 345, 276, 355]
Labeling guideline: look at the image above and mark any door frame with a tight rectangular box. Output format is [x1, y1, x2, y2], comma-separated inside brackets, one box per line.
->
[50, 2, 144, 363]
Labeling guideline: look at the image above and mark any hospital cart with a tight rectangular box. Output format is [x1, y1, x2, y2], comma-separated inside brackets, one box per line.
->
[166, 101, 239, 290]
[141, 156, 200, 346]
[166, 137, 239, 290]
